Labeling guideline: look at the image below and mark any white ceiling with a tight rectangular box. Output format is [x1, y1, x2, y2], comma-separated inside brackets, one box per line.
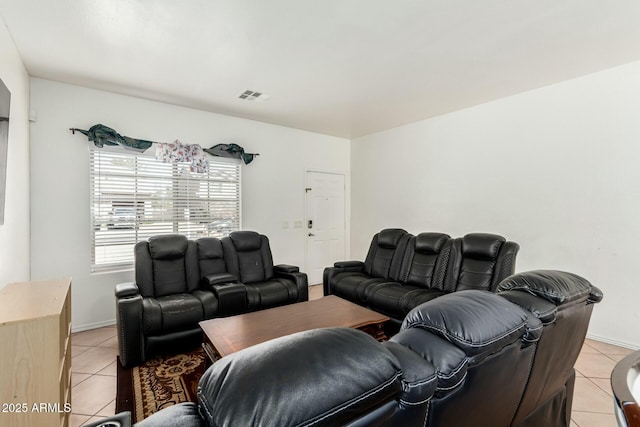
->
[1, 1, 640, 138]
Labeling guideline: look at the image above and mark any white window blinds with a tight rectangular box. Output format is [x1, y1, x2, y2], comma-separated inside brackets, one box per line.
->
[89, 149, 241, 272]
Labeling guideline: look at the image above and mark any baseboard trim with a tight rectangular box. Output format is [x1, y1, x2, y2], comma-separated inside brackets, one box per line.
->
[72, 319, 116, 333]
[586, 333, 640, 351]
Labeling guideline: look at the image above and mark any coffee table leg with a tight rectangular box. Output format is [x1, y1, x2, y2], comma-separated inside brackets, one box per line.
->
[358, 323, 388, 342]
[202, 342, 221, 367]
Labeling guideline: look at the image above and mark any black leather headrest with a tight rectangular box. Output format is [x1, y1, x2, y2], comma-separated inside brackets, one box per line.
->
[402, 290, 529, 357]
[497, 270, 601, 305]
[462, 233, 506, 260]
[198, 328, 402, 426]
[377, 228, 408, 249]
[197, 237, 224, 259]
[148, 234, 188, 260]
[414, 233, 450, 254]
[229, 231, 262, 251]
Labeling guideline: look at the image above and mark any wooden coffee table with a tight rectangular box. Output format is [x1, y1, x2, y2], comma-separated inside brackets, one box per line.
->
[199, 295, 389, 361]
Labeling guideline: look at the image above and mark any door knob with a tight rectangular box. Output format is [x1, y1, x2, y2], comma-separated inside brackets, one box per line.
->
[308, 233, 315, 237]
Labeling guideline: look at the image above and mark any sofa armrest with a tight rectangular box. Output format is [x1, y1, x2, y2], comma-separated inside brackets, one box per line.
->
[383, 341, 436, 422]
[588, 285, 604, 304]
[200, 273, 238, 288]
[210, 283, 247, 316]
[334, 260, 365, 268]
[274, 264, 299, 273]
[115, 282, 140, 299]
[322, 261, 365, 296]
[115, 282, 144, 367]
[274, 269, 308, 302]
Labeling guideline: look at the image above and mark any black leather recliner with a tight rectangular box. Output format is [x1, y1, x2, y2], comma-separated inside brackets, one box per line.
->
[497, 270, 603, 426]
[221, 231, 308, 310]
[115, 234, 219, 367]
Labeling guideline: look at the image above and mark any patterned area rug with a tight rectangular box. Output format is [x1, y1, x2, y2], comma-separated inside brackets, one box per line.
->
[116, 348, 207, 423]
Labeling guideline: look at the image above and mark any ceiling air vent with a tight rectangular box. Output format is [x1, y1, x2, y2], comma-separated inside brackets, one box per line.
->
[238, 90, 270, 101]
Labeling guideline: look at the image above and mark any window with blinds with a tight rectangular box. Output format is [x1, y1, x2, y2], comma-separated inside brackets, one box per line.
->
[89, 149, 241, 272]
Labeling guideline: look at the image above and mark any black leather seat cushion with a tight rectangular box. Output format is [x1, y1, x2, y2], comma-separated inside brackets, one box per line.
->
[330, 273, 386, 304]
[399, 288, 446, 314]
[142, 293, 204, 334]
[246, 278, 299, 310]
[366, 283, 423, 319]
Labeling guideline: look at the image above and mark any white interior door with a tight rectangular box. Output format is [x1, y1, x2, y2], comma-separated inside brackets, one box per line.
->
[305, 171, 346, 285]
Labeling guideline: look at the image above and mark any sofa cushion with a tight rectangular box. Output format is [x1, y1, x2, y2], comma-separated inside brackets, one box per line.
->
[246, 279, 298, 310]
[197, 238, 228, 278]
[378, 228, 407, 249]
[228, 231, 262, 252]
[462, 233, 505, 260]
[148, 234, 189, 260]
[142, 294, 204, 335]
[153, 257, 189, 297]
[399, 288, 446, 314]
[456, 258, 497, 292]
[415, 232, 450, 254]
[330, 272, 386, 304]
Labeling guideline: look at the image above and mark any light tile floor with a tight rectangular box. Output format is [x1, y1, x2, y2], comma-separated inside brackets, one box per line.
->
[69, 285, 630, 426]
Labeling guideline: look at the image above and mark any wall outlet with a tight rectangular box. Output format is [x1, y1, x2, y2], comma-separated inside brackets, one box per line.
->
[282, 221, 289, 229]
[294, 220, 303, 229]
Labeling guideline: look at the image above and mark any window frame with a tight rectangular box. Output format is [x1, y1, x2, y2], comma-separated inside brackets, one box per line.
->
[89, 147, 242, 273]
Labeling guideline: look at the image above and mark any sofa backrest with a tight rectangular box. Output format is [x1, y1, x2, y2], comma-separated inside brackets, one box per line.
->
[196, 237, 228, 277]
[391, 289, 541, 427]
[398, 232, 452, 289]
[498, 270, 603, 426]
[134, 234, 200, 297]
[197, 328, 413, 427]
[443, 233, 519, 292]
[222, 231, 275, 284]
[363, 228, 411, 280]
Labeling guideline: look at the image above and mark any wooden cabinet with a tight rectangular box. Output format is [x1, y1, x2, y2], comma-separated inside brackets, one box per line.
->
[0, 278, 72, 427]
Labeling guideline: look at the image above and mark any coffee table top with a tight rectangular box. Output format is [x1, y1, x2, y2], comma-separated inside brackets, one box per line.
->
[199, 295, 389, 357]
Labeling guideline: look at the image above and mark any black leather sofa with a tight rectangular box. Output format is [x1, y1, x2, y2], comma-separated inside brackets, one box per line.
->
[324, 228, 520, 325]
[115, 232, 308, 367]
[102, 270, 602, 427]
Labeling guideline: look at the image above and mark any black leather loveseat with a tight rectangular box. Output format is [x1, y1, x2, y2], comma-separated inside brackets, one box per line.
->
[101, 269, 601, 427]
[324, 228, 519, 326]
[115, 232, 308, 367]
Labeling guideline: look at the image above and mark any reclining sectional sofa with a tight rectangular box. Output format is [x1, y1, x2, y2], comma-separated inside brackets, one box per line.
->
[109, 269, 602, 427]
[324, 228, 520, 325]
[115, 231, 308, 367]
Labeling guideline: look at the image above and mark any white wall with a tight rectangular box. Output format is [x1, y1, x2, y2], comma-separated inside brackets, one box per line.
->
[352, 60, 640, 349]
[30, 79, 349, 331]
[0, 18, 30, 287]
